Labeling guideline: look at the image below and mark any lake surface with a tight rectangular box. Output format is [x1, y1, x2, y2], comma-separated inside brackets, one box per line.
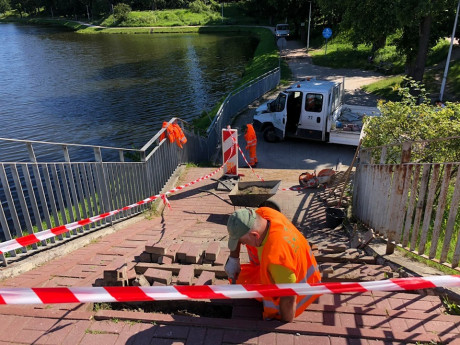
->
[0, 23, 257, 161]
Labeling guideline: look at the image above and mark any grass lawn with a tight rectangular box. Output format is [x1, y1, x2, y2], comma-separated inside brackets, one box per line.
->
[362, 76, 403, 102]
[99, 9, 221, 27]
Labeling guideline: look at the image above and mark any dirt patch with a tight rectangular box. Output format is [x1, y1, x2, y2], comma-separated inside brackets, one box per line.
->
[237, 186, 272, 194]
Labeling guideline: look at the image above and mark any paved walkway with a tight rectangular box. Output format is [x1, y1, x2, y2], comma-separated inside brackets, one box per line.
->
[1, 167, 460, 344]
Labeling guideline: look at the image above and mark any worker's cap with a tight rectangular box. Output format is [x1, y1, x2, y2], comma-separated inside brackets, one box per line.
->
[227, 208, 257, 251]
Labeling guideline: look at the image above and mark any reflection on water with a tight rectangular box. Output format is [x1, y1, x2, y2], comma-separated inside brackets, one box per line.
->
[0, 23, 257, 161]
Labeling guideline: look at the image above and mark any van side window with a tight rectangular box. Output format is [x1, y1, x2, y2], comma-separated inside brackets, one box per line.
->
[271, 93, 287, 112]
[305, 93, 323, 112]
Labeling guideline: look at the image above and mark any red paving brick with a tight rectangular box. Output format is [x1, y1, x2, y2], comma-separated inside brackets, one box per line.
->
[1, 168, 460, 344]
[177, 265, 195, 285]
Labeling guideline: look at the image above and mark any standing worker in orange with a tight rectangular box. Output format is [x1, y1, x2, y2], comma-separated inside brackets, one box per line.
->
[224, 207, 322, 322]
[242, 124, 257, 167]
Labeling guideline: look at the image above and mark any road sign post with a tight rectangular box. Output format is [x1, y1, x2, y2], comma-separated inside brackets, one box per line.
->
[322, 27, 332, 55]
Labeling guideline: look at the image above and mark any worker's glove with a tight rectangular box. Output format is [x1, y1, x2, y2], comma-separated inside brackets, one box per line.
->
[224, 256, 241, 283]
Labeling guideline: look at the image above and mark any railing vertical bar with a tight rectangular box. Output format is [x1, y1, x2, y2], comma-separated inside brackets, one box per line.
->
[132, 164, 142, 211]
[442, 168, 460, 264]
[80, 164, 95, 229]
[429, 164, 452, 259]
[42, 165, 63, 241]
[120, 164, 132, 217]
[393, 165, 412, 246]
[105, 164, 118, 221]
[127, 164, 137, 215]
[386, 165, 402, 254]
[51, 164, 70, 238]
[0, 195, 16, 259]
[113, 163, 124, 219]
[402, 165, 420, 247]
[58, 164, 76, 236]
[20, 164, 46, 246]
[0, 164, 22, 241]
[107, 163, 122, 220]
[378, 166, 393, 237]
[86, 164, 100, 228]
[371, 166, 383, 232]
[418, 164, 440, 255]
[33, 164, 55, 243]
[351, 164, 361, 218]
[410, 164, 431, 251]
[362, 165, 372, 227]
[375, 166, 388, 234]
[114, 163, 126, 218]
[136, 164, 146, 212]
[74, 164, 89, 231]
[66, 164, 82, 233]
[10, 164, 36, 250]
[103, 164, 114, 219]
[93, 163, 108, 225]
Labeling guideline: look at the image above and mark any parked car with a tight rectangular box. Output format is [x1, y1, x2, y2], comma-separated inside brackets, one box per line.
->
[275, 24, 290, 39]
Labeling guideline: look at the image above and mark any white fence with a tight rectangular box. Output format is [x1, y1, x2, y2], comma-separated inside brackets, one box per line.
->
[353, 137, 460, 270]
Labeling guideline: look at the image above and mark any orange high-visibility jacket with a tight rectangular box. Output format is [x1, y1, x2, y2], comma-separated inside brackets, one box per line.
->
[172, 123, 187, 148]
[159, 122, 175, 143]
[256, 207, 321, 320]
[159, 122, 187, 149]
[244, 124, 257, 149]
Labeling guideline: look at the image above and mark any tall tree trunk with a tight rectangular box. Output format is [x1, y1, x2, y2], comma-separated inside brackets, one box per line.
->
[410, 15, 432, 82]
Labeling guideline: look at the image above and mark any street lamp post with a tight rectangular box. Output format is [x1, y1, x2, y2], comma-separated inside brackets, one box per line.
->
[307, 1, 312, 51]
[440, 0, 460, 102]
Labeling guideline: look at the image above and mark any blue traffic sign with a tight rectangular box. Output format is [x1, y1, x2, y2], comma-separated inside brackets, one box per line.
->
[322, 27, 332, 39]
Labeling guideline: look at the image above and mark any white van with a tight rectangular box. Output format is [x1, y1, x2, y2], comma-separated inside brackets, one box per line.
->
[275, 24, 290, 39]
[253, 79, 380, 146]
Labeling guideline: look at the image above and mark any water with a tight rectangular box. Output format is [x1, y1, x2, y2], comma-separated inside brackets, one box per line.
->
[0, 23, 257, 162]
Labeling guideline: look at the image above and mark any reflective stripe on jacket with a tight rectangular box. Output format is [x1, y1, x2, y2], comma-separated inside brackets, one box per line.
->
[255, 207, 322, 320]
[172, 123, 187, 149]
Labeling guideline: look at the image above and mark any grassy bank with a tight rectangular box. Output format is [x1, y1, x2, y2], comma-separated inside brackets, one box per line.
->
[309, 34, 451, 75]
[98, 8, 221, 27]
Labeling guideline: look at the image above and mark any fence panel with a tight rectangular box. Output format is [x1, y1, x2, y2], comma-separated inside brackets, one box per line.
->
[354, 137, 460, 270]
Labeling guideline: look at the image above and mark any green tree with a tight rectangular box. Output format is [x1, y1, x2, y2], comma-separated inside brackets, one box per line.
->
[113, 2, 131, 21]
[316, 0, 458, 82]
[0, 0, 11, 13]
[363, 79, 460, 163]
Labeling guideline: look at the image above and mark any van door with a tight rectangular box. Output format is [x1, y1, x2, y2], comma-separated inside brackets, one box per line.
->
[266, 92, 288, 140]
[297, 92, 326, 140]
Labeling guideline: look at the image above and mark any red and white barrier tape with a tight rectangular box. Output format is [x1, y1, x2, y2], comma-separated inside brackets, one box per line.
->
[1, 275, 459, 305]
[230, 135, 264, 181]
[0, 144, 236, 255]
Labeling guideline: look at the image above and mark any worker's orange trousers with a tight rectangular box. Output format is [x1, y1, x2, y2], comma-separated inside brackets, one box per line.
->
[247, 145, 257, 166]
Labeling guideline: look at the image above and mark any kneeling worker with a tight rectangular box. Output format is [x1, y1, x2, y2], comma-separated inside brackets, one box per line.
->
[225, 207, 321, 322]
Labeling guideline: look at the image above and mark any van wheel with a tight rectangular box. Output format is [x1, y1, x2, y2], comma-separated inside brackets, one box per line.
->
[263, 126, 278, 143]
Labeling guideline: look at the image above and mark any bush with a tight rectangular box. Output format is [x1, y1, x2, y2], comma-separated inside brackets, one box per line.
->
[113, 3, 132, 22]
[189, 0, 208, 13]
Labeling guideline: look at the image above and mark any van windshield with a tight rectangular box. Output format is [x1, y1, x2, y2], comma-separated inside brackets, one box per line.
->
[277, 25, 289, 31]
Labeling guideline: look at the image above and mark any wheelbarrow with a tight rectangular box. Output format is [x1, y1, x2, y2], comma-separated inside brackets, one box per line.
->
[228, 180, 282, 210]
[202, 180, 282, 211]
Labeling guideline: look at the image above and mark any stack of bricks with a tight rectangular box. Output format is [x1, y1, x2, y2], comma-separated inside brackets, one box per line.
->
[103, 259, 128, 286]
[106, 240, 230, 288]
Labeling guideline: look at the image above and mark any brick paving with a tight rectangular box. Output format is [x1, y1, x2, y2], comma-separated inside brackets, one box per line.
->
[0, 167, 459, 344]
